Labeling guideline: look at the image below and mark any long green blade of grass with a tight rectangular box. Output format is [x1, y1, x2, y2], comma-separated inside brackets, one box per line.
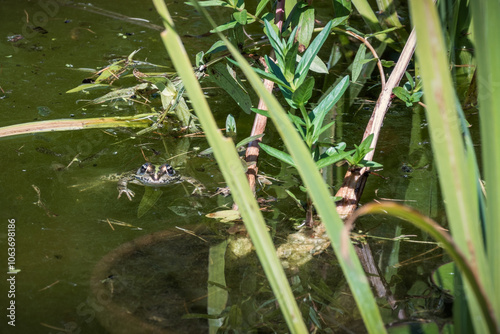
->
[470, 1, 500, 320]
[0, 115, 153, 138]
[151, 1, 308, 332]
[409, 0, 493, 332]
[188, 3, 386, 333]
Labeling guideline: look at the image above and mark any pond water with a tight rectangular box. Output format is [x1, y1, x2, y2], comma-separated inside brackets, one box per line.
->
[0, 1, 453, 333]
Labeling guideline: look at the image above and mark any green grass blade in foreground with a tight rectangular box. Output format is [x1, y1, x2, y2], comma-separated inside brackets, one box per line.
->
[409, 0, 493, 331]
[410, 0, 489, 284]
[151, 1, 308, 332]
[470, 1, 500, 319]
[198, 9, 386, 334]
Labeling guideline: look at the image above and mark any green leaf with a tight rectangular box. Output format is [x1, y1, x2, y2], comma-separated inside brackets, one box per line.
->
[259, 143, 295, 167]
[235, 134, 265, 148]
[381, 60, 395, 67]
[263, 20, 284, 56]
[287, 112, 306, 126]
[225, 114, 236, 135]
[195, 51, 204, 66]
[357, 160, 383, 168]
[352, 44, 367, 82]
[316, 150, 351, 169]
[284, 189, 306, 211]
[233, 9, 247, 25]
[333, 0, 352, 17]
[227, 57, 290, 89]
[432, 262, 455, 296]
[265, 55, 290, 87]
[286, 25, 300, 49]
[358, 133, 374, 152]
[210, 20, 238, 33]
[297, 6, 315, 48]
[250, 108, 271, 117]
[310, 75, 349, 140]
[305, 55, 329, 74]
[349, 134, 375, 166]
[287, 113, 306, 139]
[283, 40, 299, 82]
[366, 26, 404, 37]
[410, 92, 423, 103]
[405, 71, 415, 89]
[315, 120, 336, 138]
[66, 83, 110, 93]
[392, 86, 411, 101]
[255, 0, 270, 17]
[294, 20, 333, 88]
[206, 40, 227, 55]
[206, 62, 253, 114]
[331, 15, 349, 28]
[292, 76, 315, 107]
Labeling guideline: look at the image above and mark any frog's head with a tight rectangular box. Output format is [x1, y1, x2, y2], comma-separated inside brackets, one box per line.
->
[135, 162, 180, 186]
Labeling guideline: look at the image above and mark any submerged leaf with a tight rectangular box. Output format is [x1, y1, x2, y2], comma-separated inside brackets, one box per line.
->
[207, 63, 253, 114]
[137, 187, 163, 218]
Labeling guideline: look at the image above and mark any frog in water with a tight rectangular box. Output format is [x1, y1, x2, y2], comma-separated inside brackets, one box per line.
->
[106, 162, 204, 201]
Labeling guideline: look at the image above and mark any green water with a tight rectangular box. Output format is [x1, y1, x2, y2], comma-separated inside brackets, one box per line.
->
[0, 1, 450, 333]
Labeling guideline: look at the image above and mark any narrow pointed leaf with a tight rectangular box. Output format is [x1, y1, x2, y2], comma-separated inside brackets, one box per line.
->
[292, 76, 315, 107]
[295, 20, 333, 87]
[352, 44, 366, 82]
[311, 75, 349, 139]
[259, 143, 295, 167]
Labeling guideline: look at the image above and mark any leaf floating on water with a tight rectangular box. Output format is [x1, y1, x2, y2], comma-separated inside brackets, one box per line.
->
[205, 209, 241, 223]
[66, 83, 110, 93]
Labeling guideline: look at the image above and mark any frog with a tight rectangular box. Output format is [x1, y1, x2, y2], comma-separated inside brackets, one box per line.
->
[102, 162, 205, 201]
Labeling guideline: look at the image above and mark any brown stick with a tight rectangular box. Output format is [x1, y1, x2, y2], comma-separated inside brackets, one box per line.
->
[335, 28, 416, 218]
[232, 0, 286, 211]
[345, 30, 387, 90]
[333, 28, 417, 317]
[244, 79, 274, 196]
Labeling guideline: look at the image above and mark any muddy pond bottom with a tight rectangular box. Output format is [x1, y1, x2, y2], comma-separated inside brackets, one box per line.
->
[90, 226, 214, 334]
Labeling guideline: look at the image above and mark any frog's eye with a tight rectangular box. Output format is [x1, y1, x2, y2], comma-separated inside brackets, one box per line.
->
[159, 164, 176, 176]
[138, 162, 152, 175]
[167, 166, 175, 176]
